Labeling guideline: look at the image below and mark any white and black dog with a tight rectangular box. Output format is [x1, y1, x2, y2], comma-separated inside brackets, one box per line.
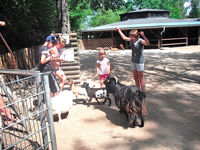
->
[81, 82, 111, 106]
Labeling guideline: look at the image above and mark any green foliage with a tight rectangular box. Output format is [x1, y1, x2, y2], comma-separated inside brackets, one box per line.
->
[69, 0, 188, 31]
[88, 0, 126, 12]
[123, 0, 185, 19]
[68, 0, 92, 32]
[188, 0, 200, 18]
[68, 0, 127, 31]
[0, 0, 57, 53]
[89, 9, 124, 27]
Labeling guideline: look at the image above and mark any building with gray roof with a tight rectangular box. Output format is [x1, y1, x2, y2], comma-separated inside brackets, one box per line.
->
[81, 9, 200, 50]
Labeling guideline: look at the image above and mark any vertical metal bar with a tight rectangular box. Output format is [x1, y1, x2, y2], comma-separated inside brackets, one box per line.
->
[0, 138, 2, 150]
[125, 30, 128, 49]
[111, 31, 114, 47]
[198, 27, 200, 45]
[43, 73, 57, 150]
[158, 29, 161, 49]
[186, 28, 188, 46]
[35, 117, 43, 148]
[19, 79, 30, 130]
[35, 74, 49, 149]
[24, 94, 32, 132]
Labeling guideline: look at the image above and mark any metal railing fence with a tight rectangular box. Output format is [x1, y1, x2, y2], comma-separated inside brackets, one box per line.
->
[0, 69, 57, 150]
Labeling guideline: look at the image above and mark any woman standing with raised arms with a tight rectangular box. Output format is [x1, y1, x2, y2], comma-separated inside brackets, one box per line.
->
[115, 27, 150, 91]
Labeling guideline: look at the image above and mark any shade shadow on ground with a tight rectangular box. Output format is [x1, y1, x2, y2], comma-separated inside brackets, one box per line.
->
[55, 47, 200, 150]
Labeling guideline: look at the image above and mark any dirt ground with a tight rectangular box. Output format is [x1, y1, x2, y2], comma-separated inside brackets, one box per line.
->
[54, 46, 200, 150]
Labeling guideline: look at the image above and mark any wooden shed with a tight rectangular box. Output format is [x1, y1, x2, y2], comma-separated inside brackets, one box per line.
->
[81, 9, 200, 49]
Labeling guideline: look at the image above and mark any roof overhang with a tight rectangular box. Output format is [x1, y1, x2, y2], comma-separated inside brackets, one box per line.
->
[82, 18, 200, 33]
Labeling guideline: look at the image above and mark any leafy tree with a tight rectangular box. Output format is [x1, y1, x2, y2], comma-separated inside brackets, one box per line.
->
[89, 9, 124, 27]
[188, 0, 200, 18]
[178, 0, 189, 18]
[123, 0, 186, 19]
[89, 0, 126, 12]
[68, 0, 127, 31]
[0, 0, 57, 53]
[68, 0, 92, 32]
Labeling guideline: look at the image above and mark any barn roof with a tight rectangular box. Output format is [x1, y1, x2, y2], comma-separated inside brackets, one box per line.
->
[120, 9, 170, 15]
[82, 17, 200, 32]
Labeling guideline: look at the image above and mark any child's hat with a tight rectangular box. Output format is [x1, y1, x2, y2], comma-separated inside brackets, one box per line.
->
[46, 35, 57, 43]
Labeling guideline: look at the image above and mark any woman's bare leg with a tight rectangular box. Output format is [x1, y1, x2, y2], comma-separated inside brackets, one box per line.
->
[138, 71, 145, 91]
[132, 70, 140, 88]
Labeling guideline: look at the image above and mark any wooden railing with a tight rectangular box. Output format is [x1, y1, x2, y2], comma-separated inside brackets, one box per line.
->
[161, 37, 188, 47]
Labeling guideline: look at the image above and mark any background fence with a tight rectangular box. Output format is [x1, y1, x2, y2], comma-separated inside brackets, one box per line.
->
[0, 69, 57, 150]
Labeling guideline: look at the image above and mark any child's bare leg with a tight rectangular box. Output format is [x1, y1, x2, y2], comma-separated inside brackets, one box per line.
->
[55, 70, 67, 92]
[100, 79, 104, 88]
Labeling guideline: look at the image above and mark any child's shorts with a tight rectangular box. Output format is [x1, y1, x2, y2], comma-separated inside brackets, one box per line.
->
[99, 74, 109, 80]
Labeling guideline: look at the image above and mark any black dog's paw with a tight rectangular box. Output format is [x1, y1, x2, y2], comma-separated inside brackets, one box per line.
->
[138, 116, 144, 128]
[138, 124, 144, 128]
[128, 119, 135, 128]
[107, 98, 112, 106]
[87, 101, 91, 107]
[133, 120, 139, 127]
[128, 120, 139, 128]
[102, 98, 111, 106]
[86, 99, 92, 107]
[128, 116, 140, 128]
[130, 124, 136, 128]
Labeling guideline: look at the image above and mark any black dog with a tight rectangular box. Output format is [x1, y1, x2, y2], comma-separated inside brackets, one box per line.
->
[104, 74, 146, 127]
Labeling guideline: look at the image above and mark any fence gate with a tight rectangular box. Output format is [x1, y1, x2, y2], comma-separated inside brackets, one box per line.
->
[0, 69, 57, 150]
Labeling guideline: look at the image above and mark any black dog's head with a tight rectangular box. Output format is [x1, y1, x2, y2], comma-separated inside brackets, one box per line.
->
[135, 90, 146, 103]
[134, 90, 146, 111]
[104, 77, 116, 87]
[127, 88, 146, 108]
[103, 74, 119, 86]
[81, 82, 89, 89]
[104, 74, 119, 93]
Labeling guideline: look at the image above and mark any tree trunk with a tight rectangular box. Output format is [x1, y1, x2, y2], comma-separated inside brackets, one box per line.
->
[56, 0, 70, 34]
[56, 0, 62, 32]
